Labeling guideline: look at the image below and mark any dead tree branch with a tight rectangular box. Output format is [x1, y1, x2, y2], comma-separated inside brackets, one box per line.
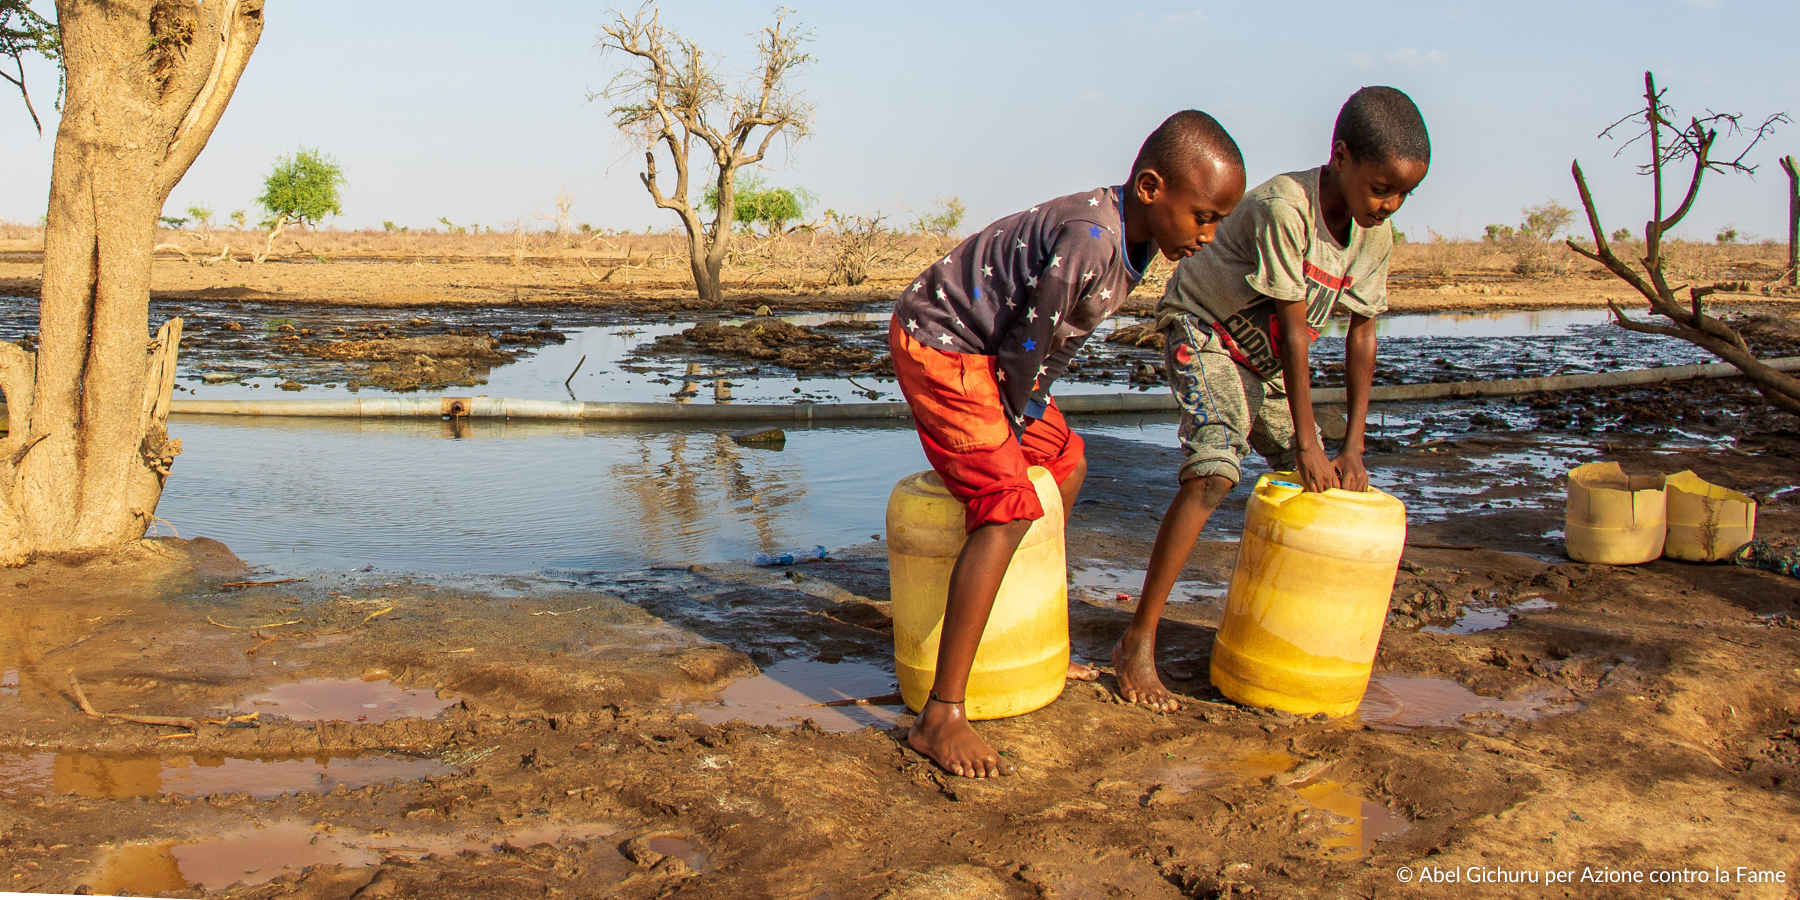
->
[1568, 71, 1800, 417]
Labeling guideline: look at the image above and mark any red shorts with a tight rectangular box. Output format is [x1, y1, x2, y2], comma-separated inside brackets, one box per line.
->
[890, 320, 1085, 532]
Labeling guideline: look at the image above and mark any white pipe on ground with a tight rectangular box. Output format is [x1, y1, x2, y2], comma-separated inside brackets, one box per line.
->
[2, 357, 1795, 424]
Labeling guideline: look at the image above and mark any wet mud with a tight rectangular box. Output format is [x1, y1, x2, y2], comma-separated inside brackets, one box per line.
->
[3, 424, 1798, 898]
[649, 320, 876, 373]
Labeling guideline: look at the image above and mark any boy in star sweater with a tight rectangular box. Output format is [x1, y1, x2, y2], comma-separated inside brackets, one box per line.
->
[1113, 87, 1432, 712]
[890, 110, 1247, 778]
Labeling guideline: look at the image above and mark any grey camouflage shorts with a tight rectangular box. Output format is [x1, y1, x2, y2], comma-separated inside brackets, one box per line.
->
[1162, 315, 1314, 485]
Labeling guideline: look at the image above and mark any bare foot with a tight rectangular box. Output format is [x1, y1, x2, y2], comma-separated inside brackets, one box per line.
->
[908, 697, 1013, 778]
[1067, 660, 1099, 681]
[1111, 633, 1180, 711]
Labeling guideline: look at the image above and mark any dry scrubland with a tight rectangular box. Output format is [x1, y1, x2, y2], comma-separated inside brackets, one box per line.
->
[1, 223, 1798, 896]
[1, 223, 1793, 313]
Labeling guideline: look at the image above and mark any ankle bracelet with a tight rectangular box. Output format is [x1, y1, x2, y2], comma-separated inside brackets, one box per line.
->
[930, 690, 965, 705]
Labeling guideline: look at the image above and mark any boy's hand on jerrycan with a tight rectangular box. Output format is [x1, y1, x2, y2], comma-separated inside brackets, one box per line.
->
[1296, 445, 1340, 493]
[1334, 451, 1369, 493]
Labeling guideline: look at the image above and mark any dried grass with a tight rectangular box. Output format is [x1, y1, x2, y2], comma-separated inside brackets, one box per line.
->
[1391, 237, 1788, 285]
[1, 221, 1790, 293]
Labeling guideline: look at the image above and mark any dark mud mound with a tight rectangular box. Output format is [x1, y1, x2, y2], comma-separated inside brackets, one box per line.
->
[1528, 375, 1800, 439]
[301, 334, 515, 391]
[1731, 311, 1800, 357]
[652, 320, 874, 372]
[305, 334, 512, 363]
[1106, 320, 1165, 349]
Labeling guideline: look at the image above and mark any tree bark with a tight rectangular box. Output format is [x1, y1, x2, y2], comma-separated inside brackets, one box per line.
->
[0, 0, 263, 565]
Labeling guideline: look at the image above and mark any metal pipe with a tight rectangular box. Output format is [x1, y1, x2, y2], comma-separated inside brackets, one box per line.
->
[3, 357, 1795, 425]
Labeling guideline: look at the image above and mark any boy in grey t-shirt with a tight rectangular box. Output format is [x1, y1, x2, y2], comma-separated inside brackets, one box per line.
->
[1112, 87, 1432, 711]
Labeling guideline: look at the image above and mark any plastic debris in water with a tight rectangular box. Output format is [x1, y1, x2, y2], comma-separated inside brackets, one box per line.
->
[1734, 540, 1799, 578]
[754, 546, 828, 567]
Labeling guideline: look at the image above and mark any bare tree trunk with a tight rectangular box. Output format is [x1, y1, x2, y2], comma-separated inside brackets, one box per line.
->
[255, 216, 286, 263]
[685, 227, 719, 305]
[0, 0, 264, 565]
[1783, 155, 1799, 288]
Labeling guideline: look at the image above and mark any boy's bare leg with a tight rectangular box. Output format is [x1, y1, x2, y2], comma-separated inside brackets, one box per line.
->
[1057, 456, 1099, 682]
[1115, 473, 1234, 711]
[909, 518, 1032, 778]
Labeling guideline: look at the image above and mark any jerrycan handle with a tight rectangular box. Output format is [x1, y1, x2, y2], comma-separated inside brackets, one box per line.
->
[1258, 473, 1376, 504]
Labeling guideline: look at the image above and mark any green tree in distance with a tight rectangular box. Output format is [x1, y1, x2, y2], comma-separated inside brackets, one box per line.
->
[254, 146, 345, 262]
[911, 196, 966, 238]
[701, 172, 816, 236]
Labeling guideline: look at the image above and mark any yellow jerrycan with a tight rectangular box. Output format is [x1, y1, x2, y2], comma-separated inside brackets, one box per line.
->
[887, 466, 1068, 720]
[1209, 473, 1408, 717]
[1564, 462, 1666, 565]
[1663, 470, 1757, 562]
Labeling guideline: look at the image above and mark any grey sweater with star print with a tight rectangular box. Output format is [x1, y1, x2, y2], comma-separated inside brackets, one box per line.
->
[892, 185, 1153, 437]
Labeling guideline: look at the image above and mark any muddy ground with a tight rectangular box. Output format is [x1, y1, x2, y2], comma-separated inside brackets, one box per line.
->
[3, 422, 1798, 899]
[2, 254, 1799, 897]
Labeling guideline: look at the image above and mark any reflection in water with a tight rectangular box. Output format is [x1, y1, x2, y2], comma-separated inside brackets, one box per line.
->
[1318, 308, 1618, 339]
[0, 750, 451, 799]
[88, 819, 623, 894]
[1358, 675, 1570, 729]
[604, 431, 807, 569]
[694, 658, 901, 732]
[158, 417, 928, 573]
[236, 678, 459, 722]
[1292, 779, 1412, 858]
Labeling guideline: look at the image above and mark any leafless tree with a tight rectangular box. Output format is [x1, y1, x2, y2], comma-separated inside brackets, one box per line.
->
[533, 186, 575, 245]
[1567, 71, 1799, 416]
[0, 0, 264, 565]
[595, 4, 814, 305]
[825, 210, 893, 287]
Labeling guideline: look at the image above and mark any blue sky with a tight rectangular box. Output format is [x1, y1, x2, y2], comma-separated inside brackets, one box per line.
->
[2, 1, 1796, 241]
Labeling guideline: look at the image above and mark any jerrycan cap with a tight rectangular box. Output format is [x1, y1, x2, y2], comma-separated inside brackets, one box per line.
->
[914, 471, 952, 496]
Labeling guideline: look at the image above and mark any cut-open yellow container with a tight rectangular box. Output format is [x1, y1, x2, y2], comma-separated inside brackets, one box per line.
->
[1663, 470, 1757, 563]
[1564, 462, 1666, 565]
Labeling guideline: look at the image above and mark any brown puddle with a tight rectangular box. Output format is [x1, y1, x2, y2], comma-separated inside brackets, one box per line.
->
[236, 677, 459, 722]
[1357, 675, 1573, 730]
[645, 835, 709, 871]
[1144, 751, 1409, 859]
[86, 820, 619, 894]
[693, 658, 903, 733]
[90, 824, 375, 894]
[1146, 751, 1300, 795]
[0, 750, 453, 800]
[1292, 780, 1412, 858]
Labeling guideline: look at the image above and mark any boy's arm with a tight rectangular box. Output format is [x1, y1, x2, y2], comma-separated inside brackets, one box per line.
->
[1275, 298, 1337, 493]
[1336, 312, 1377, 492]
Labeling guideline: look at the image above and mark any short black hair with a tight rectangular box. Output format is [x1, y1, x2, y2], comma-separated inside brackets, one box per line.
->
[1333, 86, 1430, 166]
[1132, 110, 1244, 186]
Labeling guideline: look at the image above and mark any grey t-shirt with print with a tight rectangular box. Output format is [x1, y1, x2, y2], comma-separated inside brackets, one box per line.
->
[893, 186, 1153, 436]
[1156, 166, 1392, 378]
